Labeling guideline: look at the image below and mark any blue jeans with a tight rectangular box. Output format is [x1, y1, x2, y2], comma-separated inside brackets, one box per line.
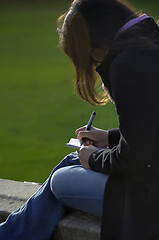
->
[0, 152, 109, 240]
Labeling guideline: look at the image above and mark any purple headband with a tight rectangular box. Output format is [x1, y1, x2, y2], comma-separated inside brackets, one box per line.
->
[114, 14, 149, 40]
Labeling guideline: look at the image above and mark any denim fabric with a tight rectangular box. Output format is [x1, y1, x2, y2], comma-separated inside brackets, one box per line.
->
[51, 165, 108, 217]
[0, 152, 108, 240]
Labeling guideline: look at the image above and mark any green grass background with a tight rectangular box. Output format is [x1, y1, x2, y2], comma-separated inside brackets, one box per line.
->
[0, 0, 159, 182]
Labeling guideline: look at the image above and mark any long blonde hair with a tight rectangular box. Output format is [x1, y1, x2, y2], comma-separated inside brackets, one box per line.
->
[57, 2, 108, 105]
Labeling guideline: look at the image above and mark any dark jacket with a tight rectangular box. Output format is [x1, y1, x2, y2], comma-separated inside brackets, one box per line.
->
[89, 19, 159, 240]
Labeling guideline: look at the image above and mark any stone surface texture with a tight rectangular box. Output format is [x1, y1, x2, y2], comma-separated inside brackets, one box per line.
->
[0, 178, 101, 240]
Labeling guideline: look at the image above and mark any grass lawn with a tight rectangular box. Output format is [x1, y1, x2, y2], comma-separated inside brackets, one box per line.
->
[0, 0, 158, 182]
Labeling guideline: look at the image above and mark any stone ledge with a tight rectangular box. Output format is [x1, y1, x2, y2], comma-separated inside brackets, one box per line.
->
[0, 178, 40, 215]
[0, 178, 101, 240]
[52, 210, 101, 240]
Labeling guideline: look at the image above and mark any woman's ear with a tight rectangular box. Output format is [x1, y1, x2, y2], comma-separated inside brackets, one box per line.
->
[91, 48, 107, 63]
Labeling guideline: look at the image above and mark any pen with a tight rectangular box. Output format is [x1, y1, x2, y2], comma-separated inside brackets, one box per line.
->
[80, 111, 96, 146]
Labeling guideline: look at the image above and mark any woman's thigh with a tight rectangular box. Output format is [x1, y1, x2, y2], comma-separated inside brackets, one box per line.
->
[50, 165, 109, 217]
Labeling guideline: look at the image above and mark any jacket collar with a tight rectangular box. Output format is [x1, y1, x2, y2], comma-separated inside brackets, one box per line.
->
[96, 52, 115, 100]
[96, 17, 159, 100]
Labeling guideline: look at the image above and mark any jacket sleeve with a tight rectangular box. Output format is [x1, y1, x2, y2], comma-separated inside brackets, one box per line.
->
[108, 128, 120, 149]
[89, 56, 155, 177]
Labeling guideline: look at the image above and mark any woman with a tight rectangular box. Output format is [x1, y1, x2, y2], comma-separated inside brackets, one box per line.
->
[1, 0, 159, 239]
[58, 0, 159, 238]
[58, 0, 159, 239]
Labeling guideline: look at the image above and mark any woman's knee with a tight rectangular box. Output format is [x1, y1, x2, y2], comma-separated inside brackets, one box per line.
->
[50, 166, 77, 201]
[50, 165, 108, 217]
[50, 168, 64, 200]
[50, 165, 108, 202]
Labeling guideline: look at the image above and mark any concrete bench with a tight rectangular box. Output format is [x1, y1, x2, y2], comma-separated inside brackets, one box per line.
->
[0, 179, 101, 240]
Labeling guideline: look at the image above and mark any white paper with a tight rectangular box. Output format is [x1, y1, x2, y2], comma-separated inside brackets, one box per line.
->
[66, 138, 81, 149]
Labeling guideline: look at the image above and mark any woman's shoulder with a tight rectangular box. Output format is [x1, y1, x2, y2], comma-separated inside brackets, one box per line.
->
[97, 47, 159, 78]
[109, 47, 159, 90]
[111, 47, 159, 69]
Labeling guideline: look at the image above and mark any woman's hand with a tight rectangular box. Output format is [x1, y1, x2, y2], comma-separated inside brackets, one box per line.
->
[79, 145, 98, 169]
[75, 126, 108, 148]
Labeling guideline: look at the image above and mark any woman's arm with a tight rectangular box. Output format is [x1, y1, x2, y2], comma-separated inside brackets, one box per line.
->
[76, 126, 120, 169]
[108, 128, 120, 149]
[88, 51, 156, 177]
